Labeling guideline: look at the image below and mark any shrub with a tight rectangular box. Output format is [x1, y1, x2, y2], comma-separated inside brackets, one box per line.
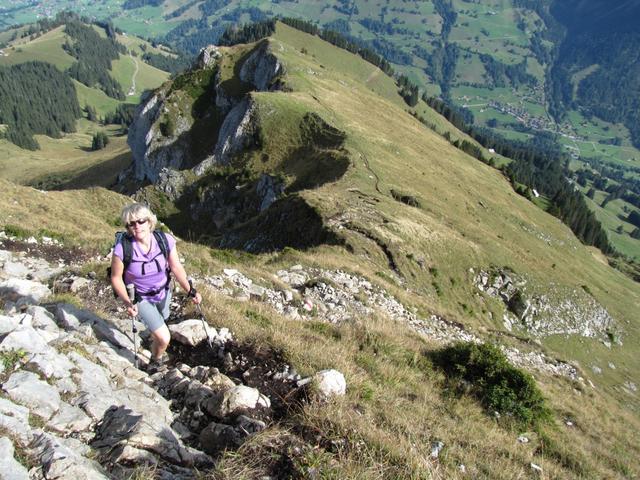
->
[431, 342, 550, 428]
[3, 224, 31, 239]
[91, 131, 109, 150]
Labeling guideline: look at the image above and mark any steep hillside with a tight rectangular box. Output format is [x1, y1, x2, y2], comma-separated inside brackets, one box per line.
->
[1, 21, 640, 479]
[127, 22, 640, 408]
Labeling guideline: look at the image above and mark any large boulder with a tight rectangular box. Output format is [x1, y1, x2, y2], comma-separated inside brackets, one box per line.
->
[169, 319, 215, 347]
[205, 384, 270, 418]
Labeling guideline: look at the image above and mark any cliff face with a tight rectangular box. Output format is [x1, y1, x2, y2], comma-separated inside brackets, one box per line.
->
[127, 42, 284, 185]
[127, 90, 193, 183]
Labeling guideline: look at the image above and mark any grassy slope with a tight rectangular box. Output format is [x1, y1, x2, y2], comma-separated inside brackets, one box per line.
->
[1, 23, 639, 478]
[0, 26, 75, 70]
[264, 23, 640, 407]
[0, 121, 131, 188]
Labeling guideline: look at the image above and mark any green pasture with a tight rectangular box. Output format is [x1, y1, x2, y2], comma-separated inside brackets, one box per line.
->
[0, 118, 130, 188]
[454, 51, 486, 85]
[112, 7, 176, 38]
[0, 26, 74, 70]
[450, 0, 531, 58]
[581, 187, 640, 260]
[73, 80, 123, 117]
[452, 85, 520, 106]
[111, 53, 169, 102]
[526, 57, 545, 82]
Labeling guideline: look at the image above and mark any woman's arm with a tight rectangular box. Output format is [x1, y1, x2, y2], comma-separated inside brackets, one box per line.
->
[167, 247, 202, 304]
[110, 255, 138, 316]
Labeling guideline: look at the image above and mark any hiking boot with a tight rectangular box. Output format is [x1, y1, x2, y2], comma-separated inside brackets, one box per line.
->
[145, 354, 169, 374]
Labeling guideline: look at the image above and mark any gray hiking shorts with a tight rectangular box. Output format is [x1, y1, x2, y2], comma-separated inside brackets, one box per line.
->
[137, 290, 171, 333]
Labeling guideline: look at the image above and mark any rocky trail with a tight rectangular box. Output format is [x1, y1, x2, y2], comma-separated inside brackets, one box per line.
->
[0, 232, 596, 478]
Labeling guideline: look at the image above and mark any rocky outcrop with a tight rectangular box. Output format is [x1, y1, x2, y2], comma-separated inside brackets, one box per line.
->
[193, 97, 259, 175]
[128, 41, 286, 185]
[127, 89, 193, 183]
[196, 45, 221, 69]
[0, 246, 268, 477]
[0, 237, 355, 478]
[473, 267, 615, 340]
[239, 41, 284, 91]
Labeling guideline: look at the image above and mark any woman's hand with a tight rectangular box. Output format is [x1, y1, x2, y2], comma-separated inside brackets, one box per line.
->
[191, 292, 202, 305]
[126, 304, 139, 317]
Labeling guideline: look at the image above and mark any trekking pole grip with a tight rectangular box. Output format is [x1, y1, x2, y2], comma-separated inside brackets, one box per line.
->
[126, 284, 136, 304]
[187, 278, 197, 298]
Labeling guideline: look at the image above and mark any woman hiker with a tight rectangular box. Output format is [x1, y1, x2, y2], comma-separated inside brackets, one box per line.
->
[110, 203, 202, 369]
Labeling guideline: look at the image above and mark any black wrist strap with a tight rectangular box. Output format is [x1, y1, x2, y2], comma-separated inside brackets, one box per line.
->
[188, 286, 197, 298]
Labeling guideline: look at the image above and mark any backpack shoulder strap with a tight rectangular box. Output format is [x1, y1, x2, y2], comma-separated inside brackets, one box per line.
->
[153, 230, 170, 260]
[115, 231, 133, 269]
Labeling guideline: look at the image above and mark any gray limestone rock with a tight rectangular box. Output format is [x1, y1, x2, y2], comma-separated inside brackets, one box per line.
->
[196, 45, 221, 69]
[85, 342, 144, 380]
[55, 303, 94, 330]
[0, 326, 50, 354]
[92, 406, 212, 468]
[0, 314, 20, 335]
[239, 42, 284, 91]
[2, 371, 61, 420]
[1, 259, 30, 278]
[208, 385, 271, 418]
[0, 437, 30, 480]
[25, 350, 74, 379]
[27, 306, 56, 329]
[193, 98, 257, 174]
[69, 277, 90, 293]
[169, 319, 214, 347]
[69, 352, 173, 424]
[30, 431, 109, 479]
[48, 402, 93, 434]
[312, 369, 346, 399]
[91, 316, 135, 351]
[0, 278, 50, 305]
[0, 398, 32, 445]
[256, 174, 285, 212]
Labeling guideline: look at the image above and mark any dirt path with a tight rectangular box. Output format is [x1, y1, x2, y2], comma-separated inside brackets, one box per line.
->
[128, 53, 139, 96]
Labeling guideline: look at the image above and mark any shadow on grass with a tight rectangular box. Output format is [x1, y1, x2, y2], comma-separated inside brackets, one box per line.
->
[29, 151, 133, 191]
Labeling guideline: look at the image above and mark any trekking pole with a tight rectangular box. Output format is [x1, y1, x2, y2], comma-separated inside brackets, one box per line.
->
[189, 278, 212, 348]
[126, 284, 139, 368]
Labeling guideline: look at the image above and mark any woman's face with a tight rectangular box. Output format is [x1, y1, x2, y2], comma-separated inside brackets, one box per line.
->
[126, 216, 150, 240]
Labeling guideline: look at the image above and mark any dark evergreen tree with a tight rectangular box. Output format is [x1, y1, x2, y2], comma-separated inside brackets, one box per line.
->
[628, 211, 640, 229]
[0, 61, 81, 150]
[85, 105, 97, 122]
[63, 20, 125, 100]
[91, 131, 109, 150]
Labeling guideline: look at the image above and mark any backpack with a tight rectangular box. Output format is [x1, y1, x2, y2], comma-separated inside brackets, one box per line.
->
[107, 230, 171, 300]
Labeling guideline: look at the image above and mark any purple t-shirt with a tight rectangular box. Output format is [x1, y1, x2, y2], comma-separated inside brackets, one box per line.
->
[114, 233, 176, 302]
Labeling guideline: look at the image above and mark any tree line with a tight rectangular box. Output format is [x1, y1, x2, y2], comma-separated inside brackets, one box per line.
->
[0, 61, 81, 150]
[63, 19, 126, 100]
[420, 94, 613, 253]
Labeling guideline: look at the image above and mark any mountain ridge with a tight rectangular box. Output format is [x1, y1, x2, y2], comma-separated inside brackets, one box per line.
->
[0, 18, 639, 479]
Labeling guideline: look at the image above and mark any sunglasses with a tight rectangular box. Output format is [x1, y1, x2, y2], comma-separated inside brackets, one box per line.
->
[126, 218, 148, 228]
